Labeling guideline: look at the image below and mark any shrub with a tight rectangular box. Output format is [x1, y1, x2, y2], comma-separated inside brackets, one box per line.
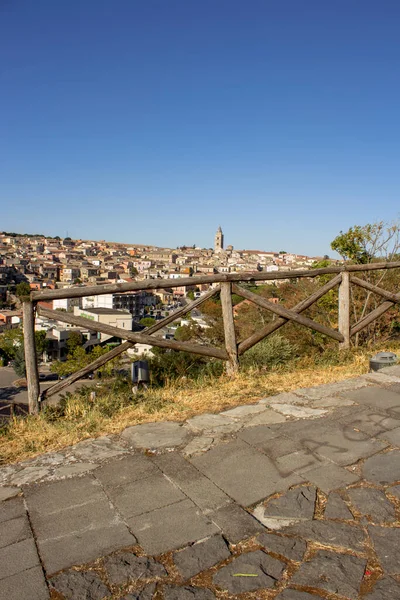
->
[241, 334, 297, 370]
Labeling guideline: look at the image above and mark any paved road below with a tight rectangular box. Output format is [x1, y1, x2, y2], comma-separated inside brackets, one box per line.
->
[1, 366, 400, 599]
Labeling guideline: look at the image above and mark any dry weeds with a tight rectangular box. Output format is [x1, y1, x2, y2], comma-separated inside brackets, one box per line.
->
[0, 348, 392, 466]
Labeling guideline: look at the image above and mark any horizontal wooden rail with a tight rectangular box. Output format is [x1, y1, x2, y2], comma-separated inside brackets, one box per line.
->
[351, 280, 400, 336]
[37, 305, 228, 360]
[238, 274, 342, 354]
[31, 261, 400, 301]
[351, 276, 400, 305]
[232, 284, 344, 342]
[41, 286, 221, 399]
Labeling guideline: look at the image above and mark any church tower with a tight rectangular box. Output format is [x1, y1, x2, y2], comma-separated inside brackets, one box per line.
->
[214, 226, 224, 253]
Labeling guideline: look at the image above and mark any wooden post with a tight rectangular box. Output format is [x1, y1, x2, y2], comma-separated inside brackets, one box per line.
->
[220, 282, 239, 374]
[23, 301, 40, 414]
[338, 272, 350, 349]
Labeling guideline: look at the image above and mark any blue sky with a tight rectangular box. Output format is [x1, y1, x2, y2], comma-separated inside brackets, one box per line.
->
[1, 1, 400, 256]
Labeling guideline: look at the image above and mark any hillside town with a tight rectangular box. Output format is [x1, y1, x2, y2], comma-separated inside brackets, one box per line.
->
[0, 227, 327, 361]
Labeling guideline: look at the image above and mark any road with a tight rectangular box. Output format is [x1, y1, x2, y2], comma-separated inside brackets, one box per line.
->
[0, 366, 95, 413]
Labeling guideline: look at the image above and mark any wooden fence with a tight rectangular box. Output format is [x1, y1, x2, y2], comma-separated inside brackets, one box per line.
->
[23, 261, 400, 414]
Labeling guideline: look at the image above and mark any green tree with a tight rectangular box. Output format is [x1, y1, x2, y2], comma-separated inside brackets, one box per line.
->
[139, 317, 156, 328]
[13, 345, 26, 377]
[66, 331, 82, 355]
[331, 220, 400, 344]
[0, 328, 23, 362]
[15, 282, 31, 301]
[34, 330, 48, 358]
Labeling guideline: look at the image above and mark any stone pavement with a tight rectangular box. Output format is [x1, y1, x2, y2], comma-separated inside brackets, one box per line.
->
[1, 366, 400, 599]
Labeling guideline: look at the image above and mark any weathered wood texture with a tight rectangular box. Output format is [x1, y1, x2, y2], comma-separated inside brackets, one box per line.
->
[338, 272, 351, 348]
[31, 261, 400, 301]
[350, 276, 400, 336]
[351, 276, 400, 305]
[22, 302, 40, 414]
[42, 341, 132, 400]
[232, 284, 344, 342]
[42, 286, 221, 399]
[220, 283, 239, 374]
[238, 274, 342, 354]
[37, 305, 228, 360]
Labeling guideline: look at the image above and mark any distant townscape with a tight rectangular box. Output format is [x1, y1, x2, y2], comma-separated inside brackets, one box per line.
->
[0, 228, 328, 361]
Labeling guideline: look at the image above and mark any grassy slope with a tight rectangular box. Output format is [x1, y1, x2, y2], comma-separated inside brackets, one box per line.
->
[1, 345, 390, 465]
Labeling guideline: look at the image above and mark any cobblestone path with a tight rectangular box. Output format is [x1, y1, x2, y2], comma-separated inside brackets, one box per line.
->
[1, 366, 400, 599]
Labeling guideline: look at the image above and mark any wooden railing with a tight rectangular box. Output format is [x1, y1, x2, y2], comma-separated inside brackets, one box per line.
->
[23, 261, 400, 414]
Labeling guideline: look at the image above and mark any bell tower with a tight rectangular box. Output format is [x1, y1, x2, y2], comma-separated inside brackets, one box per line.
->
[214, 226, 224, 253]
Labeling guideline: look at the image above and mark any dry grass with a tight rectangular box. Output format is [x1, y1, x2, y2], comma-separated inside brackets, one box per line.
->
[0, 346, 394, 466]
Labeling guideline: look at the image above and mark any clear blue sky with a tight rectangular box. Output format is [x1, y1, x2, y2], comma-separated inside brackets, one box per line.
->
[1, 1, 400, 256]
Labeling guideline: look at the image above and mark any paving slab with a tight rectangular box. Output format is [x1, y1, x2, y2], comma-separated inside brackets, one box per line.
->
[290, 550, 366, 599]
[0, 515, 31, 549]
[0, 487, 21, 502]
[38, 520, 136, 575]
[282, 520, 367, 552]
[186, 413, 242, 434]
[209, 503, 265, 543]
[24, 475, 104, 514]
[71, 436, 127, 461]
[296, 461, 360, 492]
[191, 439, 304, 506]
[153, 452, 231, 512]
[275, 450, 326, 474]
[276, 590, 322, 600]
[347, 487, 396, 522]
[220, 404, 266, 418]
[0, 538, 40, 579]
[108, 473, 185, 518]
[310, 396, 355, 408]
[182, 436, 215, 457]
[258, 532, 307, 561]
[364, 576, 400, 599]
[377, 425, 400, 446]
[50, 463, 99, 479]
[95, 454, 160, 488]
[25, 475, 136, 574]
[122, 583, 157, 600]
[282, 419, 388, 466]
[258, 486, 317, 521]
[129, 498, 219, 555]
[50, 570, 110, 600]
[324, 492, 354, 520]
[213, 549, 285, 594]
[0, 496, 26, 523]
[336, 407, 400, 437]
[121, 421, 190, 449]
[269, 404, 328, 419]
[9, 467, 50, 486]
[248, 436, 301, 460]
[362, 450, 400, 484]
[387, 484, 400, 499]
[1, 566, 49, 600]
[379, 365, 400, 376]
[341, 385, 400, 414]
[243, 408, 287, 427]
[368, 525, 400, 573]
[238, 424, 281, 445]
[361, 371, 400, 384]
[104, 552, 166, 585]
[173, 535, 231, 580]
[163, 586, 216, 600]
[28, 496, 129, 540]
[295, 378, 369, 399]
[262, 392, 307, 406]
